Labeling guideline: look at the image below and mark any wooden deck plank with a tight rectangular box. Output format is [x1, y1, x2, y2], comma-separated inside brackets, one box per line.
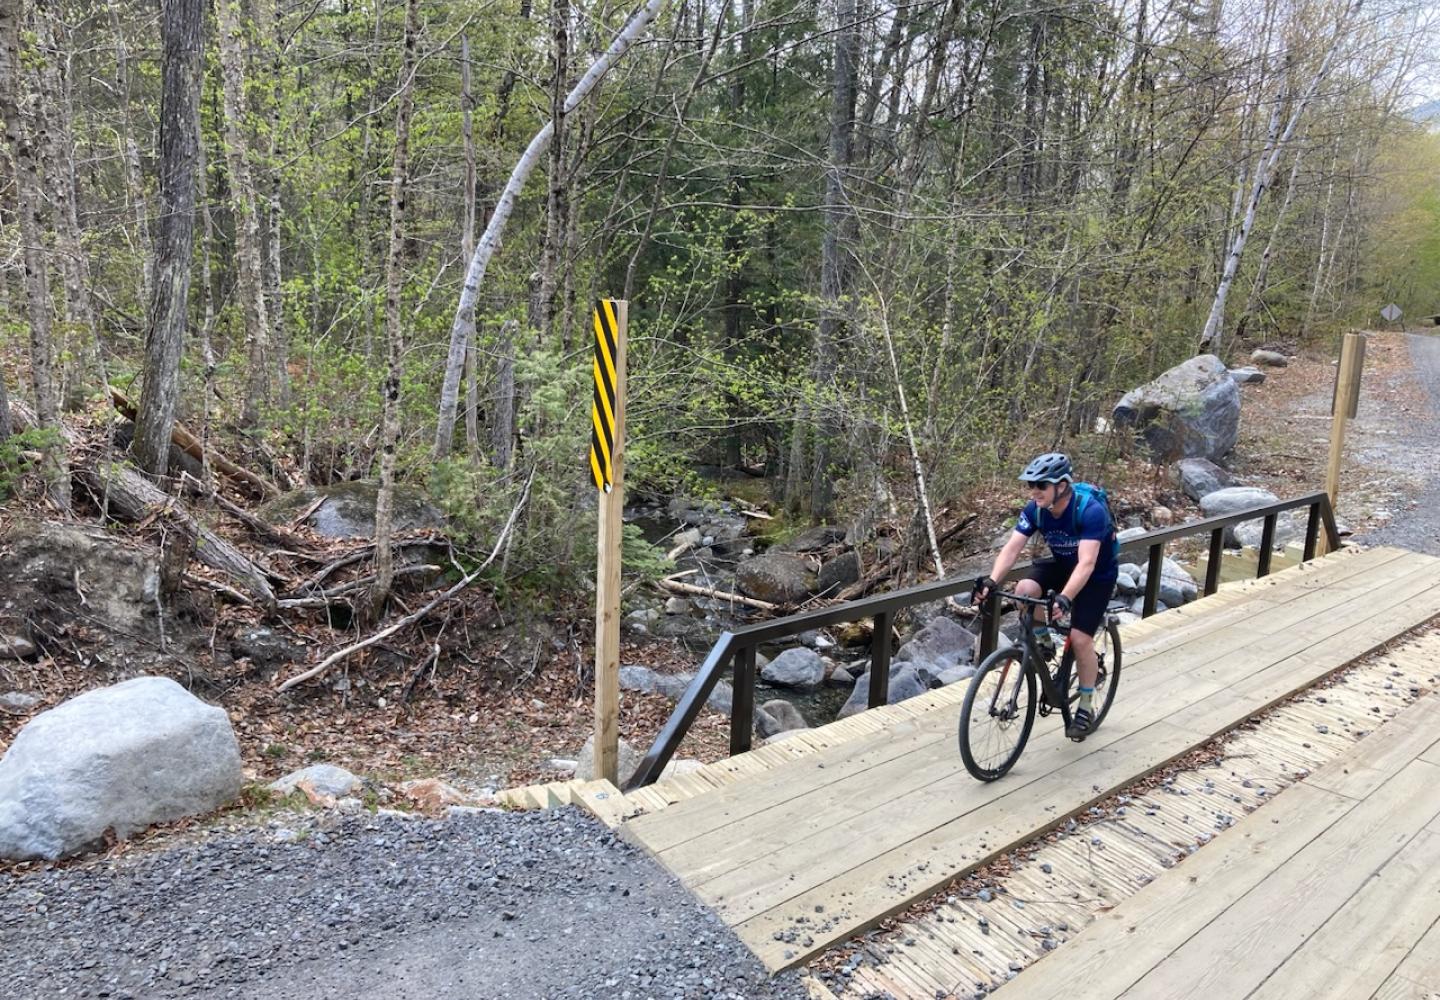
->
[729, 567, 1440, 969]
[1244, 828, 1440, 1000]
[631, 550, 1424, 869]
[1114, 760, 1440, 1000]
[684, 555, 1435, 895]
[1376, 913, 1440, 996]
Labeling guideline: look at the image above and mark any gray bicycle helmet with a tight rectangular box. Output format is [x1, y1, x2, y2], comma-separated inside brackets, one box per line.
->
[1019, 452, 1073, 484]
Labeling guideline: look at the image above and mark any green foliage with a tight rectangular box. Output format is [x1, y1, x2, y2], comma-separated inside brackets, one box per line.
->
[0, 427, 62, 500]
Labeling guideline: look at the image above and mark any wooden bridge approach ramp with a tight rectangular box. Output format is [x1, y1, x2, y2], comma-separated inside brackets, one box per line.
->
[573, 544, 1440, 988]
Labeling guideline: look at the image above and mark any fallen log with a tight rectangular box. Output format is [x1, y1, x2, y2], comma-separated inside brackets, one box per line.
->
[658, 574, 777, 611]
[109, 386, 280, 500]
[78, 458, 279, 611]
[833, 512, 978, 602]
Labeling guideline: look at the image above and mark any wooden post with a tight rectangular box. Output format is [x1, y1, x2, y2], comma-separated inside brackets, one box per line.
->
[591, 300, 627, 783]
[1319, 331, 1365, 555]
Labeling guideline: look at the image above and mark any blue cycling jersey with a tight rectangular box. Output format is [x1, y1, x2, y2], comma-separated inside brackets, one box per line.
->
[1015, 485, 1119, 582]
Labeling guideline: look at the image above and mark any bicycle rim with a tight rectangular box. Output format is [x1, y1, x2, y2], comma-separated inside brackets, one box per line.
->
[1060, 619, 1123, 729]
[959, 648, 1036, 781]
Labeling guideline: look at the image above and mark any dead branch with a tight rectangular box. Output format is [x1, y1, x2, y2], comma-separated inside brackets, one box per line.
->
[275, 468, 533, 693]
[834, 513, 978, 602]
[109, 386, 280, 499]
[288, 535, 449, 594]
[658, 574, 778, 611]
[179, 472, 313, 550]
[276, 564, 441, 608]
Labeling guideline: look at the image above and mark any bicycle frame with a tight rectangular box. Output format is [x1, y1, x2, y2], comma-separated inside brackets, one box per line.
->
[983, 593, 1075, 732]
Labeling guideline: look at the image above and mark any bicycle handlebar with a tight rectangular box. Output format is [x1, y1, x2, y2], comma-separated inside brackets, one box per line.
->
[976, 588, 1070, 630]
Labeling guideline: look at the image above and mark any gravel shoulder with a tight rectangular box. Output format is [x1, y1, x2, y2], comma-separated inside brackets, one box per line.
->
[1, 808, 810, 1000]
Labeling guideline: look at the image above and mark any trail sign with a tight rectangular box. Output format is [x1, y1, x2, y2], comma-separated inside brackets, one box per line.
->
[1381, 303, 1402, 323]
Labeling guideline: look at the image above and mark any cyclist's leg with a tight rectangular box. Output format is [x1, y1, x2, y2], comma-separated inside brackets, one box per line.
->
[1066, 578, 1112, 686]
[1018, 560, 1063, 603]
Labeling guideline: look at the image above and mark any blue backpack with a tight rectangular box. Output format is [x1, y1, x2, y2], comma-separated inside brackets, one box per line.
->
[1070, 482, 1120, 563]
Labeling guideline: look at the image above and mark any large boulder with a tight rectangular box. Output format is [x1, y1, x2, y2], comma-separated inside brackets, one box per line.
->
[1112, 354, 1240, 463]
[1251, 349, 1289, 367]
[258, 482, 445, 540]
[1175, 458, 1236, 503]
[757, 700, 809, 738]
[817, 551, 862, 594]
[775, 525, 848, 553]
[895, 616, 978, 684]
[1228, 366, 1266, 385]
[1136, 557, 1199, 606]
[618, 664, 734, 713]
[735, 552, 813, 604]
[760, 648, 826, 691]
[0, 677, 242, 860]
[837, 665, 927, 718]
[1200, 487, 1280, 546]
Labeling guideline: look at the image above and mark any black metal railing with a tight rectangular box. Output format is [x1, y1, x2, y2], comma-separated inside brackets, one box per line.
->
[626, 490, 1339, 789]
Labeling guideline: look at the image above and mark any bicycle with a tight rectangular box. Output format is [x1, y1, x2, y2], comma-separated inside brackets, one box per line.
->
[958, 590, 1122, 782]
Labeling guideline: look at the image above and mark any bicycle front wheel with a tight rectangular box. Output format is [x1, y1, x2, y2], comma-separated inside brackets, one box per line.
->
[1057, 617, 1123, 731]
[959, 646, 1036, 781]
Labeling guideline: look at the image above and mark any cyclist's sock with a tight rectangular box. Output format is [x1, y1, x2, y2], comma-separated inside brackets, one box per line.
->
[1078, 686, 1096, 713]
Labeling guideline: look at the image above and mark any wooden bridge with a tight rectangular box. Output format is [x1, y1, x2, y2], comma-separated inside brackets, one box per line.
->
[558, 543, 1440, 998]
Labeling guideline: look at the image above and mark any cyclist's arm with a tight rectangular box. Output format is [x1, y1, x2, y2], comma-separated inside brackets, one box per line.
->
[1061, 539, 1101, 600]
[987, 530, 1030, 584]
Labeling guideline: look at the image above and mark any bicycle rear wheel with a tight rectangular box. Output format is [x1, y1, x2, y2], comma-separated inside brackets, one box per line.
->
[1056, 617, 1123, 731]
[959, 647, 1036, 781]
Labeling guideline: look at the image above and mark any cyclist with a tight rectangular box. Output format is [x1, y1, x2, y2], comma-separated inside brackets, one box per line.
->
[972, 453, 1119, 740]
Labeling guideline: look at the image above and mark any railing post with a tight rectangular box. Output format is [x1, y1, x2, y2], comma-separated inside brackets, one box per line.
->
[730, 645, 756, 756]
[1258, 514, 1277, 577]
[868, 611, 892, 708]
[1204, 528, 1224, 596]
[1143, 542, 1165, 617]
[980, 589, 1001, 659]
[1303, 503, 1321, 561]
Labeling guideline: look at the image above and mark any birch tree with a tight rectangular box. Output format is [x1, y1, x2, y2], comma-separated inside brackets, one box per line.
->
[432, 0, 667, 458]
[1198, 0, 1361, 357]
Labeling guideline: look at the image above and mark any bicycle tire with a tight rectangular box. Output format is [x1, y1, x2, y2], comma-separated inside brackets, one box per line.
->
[1055, 618, 1123, 731]
[959, 646, 1036, 782]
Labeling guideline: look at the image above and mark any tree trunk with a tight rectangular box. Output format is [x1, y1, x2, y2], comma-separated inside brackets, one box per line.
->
[1199, 0, 1359, 356]
[35, 11, 101, 398]
[113, 12, 154, 312]
[810, 0, 859, 519]
[263, 0, 289, 409]
[0, 3, 68, 509]
[492, 318, 517, 469]
[135, 0, 205, 479]
[537, 0, 571, 346]
[1234, 141, 1306, 343]
[433, 0, 665, 458]
[460, 33, 481, 456]
[217, 0, 275, 427]
[369, 0, 421, 622]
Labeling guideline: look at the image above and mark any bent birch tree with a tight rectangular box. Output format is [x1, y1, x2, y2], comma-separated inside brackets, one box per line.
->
[432, 0, 666, 458]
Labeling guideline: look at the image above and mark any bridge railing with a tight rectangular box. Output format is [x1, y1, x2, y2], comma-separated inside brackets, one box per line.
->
[626, 490, 1340, 789]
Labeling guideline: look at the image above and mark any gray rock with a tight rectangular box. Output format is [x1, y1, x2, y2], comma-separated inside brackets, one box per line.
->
[757, 700, 809, 737]
[0, 691, 42, 713]
[648, 615, 721, 649]
[838, 665, 927, 718]
[0, 634, 37, 660]
[662, 596, 691, 615]
[231, 627, 304, 668]
[268, 764, 362, 799]
[1176, 457, 1236, 503]
[775, 525, 847, 553]
[1250, 349, 1289, 367]
[1118, 562, 1144, 580]
[258, 482, 445, 540]
[827, 666, 855, 687]
[0, 677, 242, 860]
[671, 527, 702, 550]
[617, 665, 733, 713]
[760, 648, 826, 691]
[1228, 366, 1266, 384]
[1115, 572, 1139, 595]
[1234, 511, 1308, 550]
[1200, 487, 1280, 546]
[895, 617, 977, 671]
[816, 551, 861, 593]
[1117, 526, 1148, 544]
[735, 552, 813, 604]
[1112, 354, 1240, 462]
[933, 665, 977, 688]
[1136, 556, 1198, 605]
[575, 735, 640, 785]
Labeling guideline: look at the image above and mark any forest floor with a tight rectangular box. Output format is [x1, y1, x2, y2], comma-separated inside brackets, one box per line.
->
[5, 331, 1440, 817]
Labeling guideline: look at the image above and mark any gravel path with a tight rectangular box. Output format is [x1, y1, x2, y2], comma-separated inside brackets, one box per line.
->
[1, 808, 811, 1000]
[1353, 332, 1440, 555]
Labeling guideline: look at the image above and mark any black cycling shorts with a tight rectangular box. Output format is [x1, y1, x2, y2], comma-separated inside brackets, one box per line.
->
[1023, 560, 1115, 637]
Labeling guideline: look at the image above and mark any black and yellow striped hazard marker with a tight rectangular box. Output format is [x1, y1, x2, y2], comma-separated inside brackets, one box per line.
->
[588, 299, 622, 493]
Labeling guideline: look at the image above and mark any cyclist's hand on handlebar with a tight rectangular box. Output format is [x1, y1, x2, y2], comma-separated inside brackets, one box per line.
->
[1049, 592, 1073, 624]
[971, 576, 997, 606]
